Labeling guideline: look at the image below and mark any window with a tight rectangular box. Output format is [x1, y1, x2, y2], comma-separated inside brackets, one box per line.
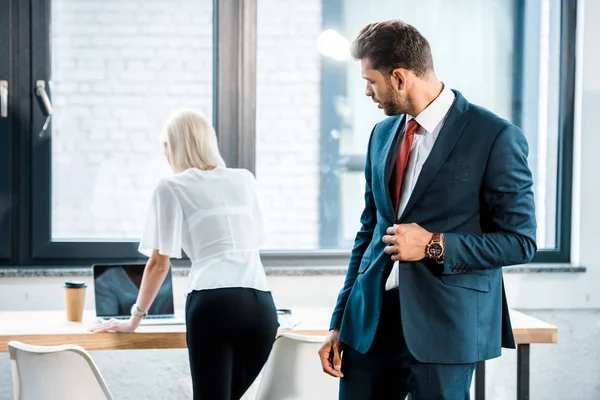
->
[0, 0, 577, 266]
[49, 0, 213, 240]
[255, 0, 575, 263]
[28, 0, 214, 260]
[255, 1, 323, 250]
[519, 0, 574, 261]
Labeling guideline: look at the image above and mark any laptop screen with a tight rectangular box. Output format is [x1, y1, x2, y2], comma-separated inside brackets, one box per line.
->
[93, 263, 175, 318]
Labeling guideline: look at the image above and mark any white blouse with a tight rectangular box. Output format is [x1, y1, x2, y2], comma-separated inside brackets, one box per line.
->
[138, 167, 270, 293]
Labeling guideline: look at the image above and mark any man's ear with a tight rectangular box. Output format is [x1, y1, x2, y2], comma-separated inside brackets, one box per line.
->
[391, 68, 409, 90]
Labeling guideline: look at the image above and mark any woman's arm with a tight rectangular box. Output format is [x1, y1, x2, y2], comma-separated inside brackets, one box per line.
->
[91, 178, 182, 333]
[89, 250, 171, 333]
[131, 250, 172, 322]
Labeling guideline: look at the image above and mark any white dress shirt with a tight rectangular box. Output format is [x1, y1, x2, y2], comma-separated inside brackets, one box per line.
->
[385, 85, 456, 291]
[138, 166, 270, 293]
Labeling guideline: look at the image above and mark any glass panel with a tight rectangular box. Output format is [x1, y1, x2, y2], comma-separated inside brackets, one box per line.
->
[256, 0, 529, 250]
[523, 0, 561, 249]
[256, 1, 323, 250]
[50, 0, 213, 240]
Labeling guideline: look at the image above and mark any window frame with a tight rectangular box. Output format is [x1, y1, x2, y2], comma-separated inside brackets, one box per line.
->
[2, 0, 253, 266]
[527, 0, 576, 263]
[1, 0, 577, 267]
[28, 0, 145, 262]
[263, 0, 577, 265]
[0, 0, 14, 261]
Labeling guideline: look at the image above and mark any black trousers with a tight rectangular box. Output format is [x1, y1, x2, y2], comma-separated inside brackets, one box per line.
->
[185, 287, 279, 400]
[339, 289, 476, 400]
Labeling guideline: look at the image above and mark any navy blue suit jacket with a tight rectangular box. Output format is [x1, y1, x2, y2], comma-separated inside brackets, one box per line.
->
[330, 90, 537, 364]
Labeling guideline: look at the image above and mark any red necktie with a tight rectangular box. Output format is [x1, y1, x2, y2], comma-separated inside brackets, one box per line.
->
[390, 119, 419, 215]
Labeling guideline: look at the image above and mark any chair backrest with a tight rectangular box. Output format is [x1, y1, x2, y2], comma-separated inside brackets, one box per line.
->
[255, 333, 339, 400]
[8, 341, 114, 400]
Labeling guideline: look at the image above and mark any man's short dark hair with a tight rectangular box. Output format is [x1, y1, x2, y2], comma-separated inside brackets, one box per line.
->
[350, 20, 434, 77]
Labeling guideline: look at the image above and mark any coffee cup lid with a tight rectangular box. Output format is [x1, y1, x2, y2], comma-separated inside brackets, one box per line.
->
[64, 281, 87, 289]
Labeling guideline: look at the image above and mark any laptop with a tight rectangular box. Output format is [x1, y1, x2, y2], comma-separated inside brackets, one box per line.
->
[93, 262, 185, 326]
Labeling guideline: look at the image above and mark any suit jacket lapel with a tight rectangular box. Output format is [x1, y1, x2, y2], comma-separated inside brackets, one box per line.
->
[398, 92, 471, 222]
[378, 115, 405, 224]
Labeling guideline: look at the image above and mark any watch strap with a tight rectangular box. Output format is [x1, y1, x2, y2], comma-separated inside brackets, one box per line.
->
[131, 304, 146, 317]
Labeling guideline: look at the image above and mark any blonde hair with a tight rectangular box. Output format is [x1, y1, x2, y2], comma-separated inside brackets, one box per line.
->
[161, 109, 226, 173]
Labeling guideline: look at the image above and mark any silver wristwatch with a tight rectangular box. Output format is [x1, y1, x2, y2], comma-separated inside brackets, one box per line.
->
[130, 304, 147, 318]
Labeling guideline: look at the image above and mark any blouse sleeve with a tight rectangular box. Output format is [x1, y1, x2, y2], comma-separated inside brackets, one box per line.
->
[138, 179, 184, 258]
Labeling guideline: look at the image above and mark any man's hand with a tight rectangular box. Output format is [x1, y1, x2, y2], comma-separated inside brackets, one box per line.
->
[318, 329, 345, 378]
[382, 222, 433, 261]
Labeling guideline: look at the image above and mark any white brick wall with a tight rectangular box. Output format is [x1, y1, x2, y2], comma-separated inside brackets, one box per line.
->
[51, 0, 322, 249]
[256, 0, 322, 249]
[51, 0, 213, 241]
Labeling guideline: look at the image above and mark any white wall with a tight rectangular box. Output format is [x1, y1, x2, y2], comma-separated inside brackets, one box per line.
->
[0, 275, 344, 313]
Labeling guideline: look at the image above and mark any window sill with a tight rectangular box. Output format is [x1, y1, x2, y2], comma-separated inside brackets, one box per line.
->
[0, 264, 586, 278]
[266, 264, 588, 275]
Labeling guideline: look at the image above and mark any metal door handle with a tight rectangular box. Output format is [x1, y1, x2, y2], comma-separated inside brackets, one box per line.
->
[0, 81, 7, 118]
[35, 80, 53, 138]
[35, 80, 53, 116]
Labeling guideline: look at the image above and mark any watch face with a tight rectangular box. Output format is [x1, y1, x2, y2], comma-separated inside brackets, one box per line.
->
[429, 243, 443, 258]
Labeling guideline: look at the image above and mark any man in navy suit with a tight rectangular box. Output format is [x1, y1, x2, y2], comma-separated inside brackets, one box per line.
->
[318, 20, 537, 399]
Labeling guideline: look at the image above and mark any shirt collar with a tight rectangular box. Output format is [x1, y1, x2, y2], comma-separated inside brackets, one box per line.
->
[406, 84, 456, 134]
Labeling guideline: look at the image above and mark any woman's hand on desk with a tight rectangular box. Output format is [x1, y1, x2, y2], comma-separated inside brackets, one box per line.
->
[88, 317, 141, 333]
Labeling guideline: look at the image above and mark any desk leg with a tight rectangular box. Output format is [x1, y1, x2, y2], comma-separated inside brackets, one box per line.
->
[517, 344, 530, 400]
[475, 361, 485, 400]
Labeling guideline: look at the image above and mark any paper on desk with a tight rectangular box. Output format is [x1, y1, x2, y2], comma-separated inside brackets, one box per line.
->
[278, 315, 301, 330]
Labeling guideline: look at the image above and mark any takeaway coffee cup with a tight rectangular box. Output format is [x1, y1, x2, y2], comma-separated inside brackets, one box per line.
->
[64, 281, 87, 322]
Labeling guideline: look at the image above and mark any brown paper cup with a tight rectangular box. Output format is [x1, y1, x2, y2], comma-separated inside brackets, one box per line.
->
[64, 281, 87, 322]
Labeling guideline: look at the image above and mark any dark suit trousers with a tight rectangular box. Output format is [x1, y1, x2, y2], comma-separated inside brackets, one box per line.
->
[339, 289, 476, 400]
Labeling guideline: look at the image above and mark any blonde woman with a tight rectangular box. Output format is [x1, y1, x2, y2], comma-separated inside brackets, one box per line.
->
[91, 110, 279, 399]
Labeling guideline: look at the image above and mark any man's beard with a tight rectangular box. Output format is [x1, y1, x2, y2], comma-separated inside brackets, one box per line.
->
[380, 94, 410, 116]
[379, 82, 411, 116]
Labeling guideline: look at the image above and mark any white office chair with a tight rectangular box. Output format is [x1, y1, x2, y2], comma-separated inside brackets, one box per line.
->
[255, 333, 339, 400]
[8, 341, 114, 400]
